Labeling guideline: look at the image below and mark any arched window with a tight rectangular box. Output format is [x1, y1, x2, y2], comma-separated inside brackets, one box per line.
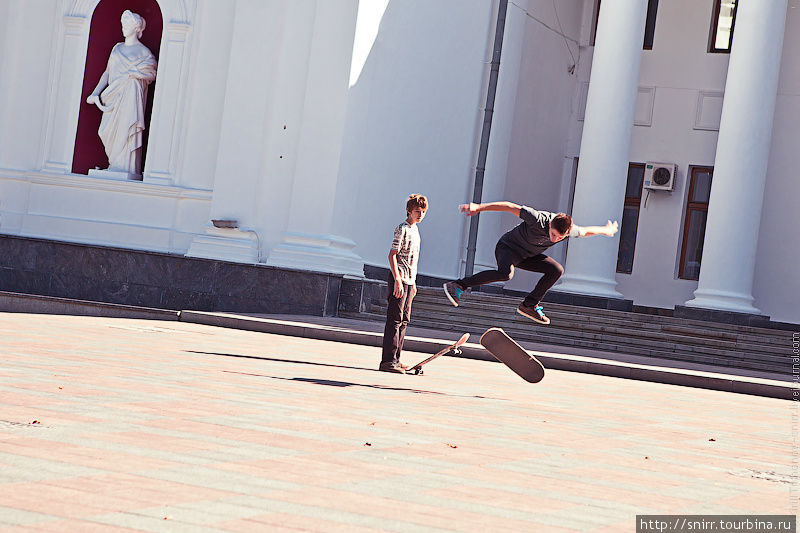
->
[71, 0, 163, 176]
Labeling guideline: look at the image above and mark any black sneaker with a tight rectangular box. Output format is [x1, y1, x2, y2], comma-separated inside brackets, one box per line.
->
[517, 303, 550, 325]
[378, 361, 406, 374]
[443, 282, 466, 307]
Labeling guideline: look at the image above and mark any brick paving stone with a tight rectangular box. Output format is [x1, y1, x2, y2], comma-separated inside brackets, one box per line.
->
[0, 312, 795, 531]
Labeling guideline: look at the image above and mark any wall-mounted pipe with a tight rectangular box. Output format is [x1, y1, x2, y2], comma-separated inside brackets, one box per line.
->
[464, 0, 508, 277]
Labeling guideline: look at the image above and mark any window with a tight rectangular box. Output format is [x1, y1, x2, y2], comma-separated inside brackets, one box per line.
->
[679, 167, 713, 280]
[616, 163, 645, 274]
[592, 0, 659, 49]
[709, 0, 738, 53]
[642, 0, 659, 50]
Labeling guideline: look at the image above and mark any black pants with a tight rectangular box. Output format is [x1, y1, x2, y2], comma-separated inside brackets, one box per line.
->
[381, 273, 416, 364]
[456, 241, 564, 307]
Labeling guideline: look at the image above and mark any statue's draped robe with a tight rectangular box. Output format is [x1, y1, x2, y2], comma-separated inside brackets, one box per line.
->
[98, 43, 157, 176]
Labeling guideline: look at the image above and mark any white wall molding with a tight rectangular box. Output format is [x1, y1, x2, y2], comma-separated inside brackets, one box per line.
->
[694, 90, 724, 131]
[634, 86, 655, 127]
[11, 170, 211, 200]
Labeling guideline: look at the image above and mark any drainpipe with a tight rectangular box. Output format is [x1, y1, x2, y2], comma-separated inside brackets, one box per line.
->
[464, 0, 508, 277]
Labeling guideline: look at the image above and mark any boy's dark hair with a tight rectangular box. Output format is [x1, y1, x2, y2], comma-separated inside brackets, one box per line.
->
[551, 213, 572, 235]
[406, 194, 428, 213]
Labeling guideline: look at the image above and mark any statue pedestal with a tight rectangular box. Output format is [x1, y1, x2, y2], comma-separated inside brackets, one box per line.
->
[88, 168, 142, 181]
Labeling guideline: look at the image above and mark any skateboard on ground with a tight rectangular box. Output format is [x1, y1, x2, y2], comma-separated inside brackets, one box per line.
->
[479, 327, 545, 383]
[406, 333, 469, 375]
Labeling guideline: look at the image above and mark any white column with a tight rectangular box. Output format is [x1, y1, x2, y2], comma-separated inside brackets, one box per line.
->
[685, 0, 788, 314]
[265, 0, 364, 277]
[555, 0, 648, 298]
[186, 1, 280, 263]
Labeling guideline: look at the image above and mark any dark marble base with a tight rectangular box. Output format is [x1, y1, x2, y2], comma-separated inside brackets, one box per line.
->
[0, 235, 341, 316]
[5, 236, 795, 330]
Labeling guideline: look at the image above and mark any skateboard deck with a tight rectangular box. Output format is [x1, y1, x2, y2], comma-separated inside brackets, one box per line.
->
[479, 327, 545, 383]
[406, 333, 469, 375]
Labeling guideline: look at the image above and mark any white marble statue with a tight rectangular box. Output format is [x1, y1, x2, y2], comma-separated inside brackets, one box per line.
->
[86, 10, 157, 179]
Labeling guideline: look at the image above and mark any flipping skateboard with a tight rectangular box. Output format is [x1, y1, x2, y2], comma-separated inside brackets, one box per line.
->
[479, 327, 545, 383]
[406, 333, 469, 375]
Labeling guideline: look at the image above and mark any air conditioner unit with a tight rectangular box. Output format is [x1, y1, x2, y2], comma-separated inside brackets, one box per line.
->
[643, 162, 676, 191]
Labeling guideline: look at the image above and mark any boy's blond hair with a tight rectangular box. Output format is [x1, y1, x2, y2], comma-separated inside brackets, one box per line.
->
[406, 194, 428, 213]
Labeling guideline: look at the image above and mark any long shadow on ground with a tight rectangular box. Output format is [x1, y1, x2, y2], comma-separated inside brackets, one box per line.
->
[187, 350, 508, 401]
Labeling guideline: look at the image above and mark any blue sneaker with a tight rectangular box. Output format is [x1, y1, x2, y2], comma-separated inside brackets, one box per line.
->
[517, 303, 550, 325]
[443, 282, 465, 307]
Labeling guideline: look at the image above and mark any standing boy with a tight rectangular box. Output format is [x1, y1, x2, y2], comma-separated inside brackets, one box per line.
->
[443, 201, 617, 325]
[380, 194, 428, 373]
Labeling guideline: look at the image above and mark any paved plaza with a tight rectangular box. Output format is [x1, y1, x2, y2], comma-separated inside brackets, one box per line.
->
[0, 312, 796, 531]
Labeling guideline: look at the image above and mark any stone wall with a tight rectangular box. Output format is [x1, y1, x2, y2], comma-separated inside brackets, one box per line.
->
[0, 235, 341, 316]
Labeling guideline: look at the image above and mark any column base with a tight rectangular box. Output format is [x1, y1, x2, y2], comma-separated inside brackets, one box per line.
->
[266, 232, 364, 277]
[185, 226, 260, 264]
[684, 288, 762, 315]
[554, 274, 624, 299]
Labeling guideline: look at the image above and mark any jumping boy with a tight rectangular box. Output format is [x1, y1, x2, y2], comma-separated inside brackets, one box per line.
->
[380, 194, 428, 373]
[443, 201, 617, 325]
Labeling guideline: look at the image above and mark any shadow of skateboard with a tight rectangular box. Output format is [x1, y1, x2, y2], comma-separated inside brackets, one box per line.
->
[406, 333, 469, 375]
[480, 327, 545, 383]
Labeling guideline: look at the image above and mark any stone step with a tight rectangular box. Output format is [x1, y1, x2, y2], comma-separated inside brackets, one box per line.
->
[403, 304, 786, 366]
[412, 289, 790, 346]
[395, 301, 784, 358]
[357, 285, 790, 374]
[362, 301, 787, 373]
[433, 319, 784, 374]
[415, 286, 793, 339]
[346, 309, 785, 374]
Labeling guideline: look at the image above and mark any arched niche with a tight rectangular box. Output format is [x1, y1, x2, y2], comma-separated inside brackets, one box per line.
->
[40, 0, 193, 185]
[71, 0, 163, 177]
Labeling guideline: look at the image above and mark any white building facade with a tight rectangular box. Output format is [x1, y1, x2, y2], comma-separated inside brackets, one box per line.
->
[0, 0, 798, 324]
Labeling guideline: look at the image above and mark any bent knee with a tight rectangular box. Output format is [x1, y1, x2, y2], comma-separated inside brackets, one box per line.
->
[498, 264, 515, 281]
[547, 262, 565, 279]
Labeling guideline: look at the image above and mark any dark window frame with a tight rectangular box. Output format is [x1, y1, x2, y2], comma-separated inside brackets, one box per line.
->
[678, 166, 714, 280]
[592, 0, 659, 49]
[708, 0, 738, 53]
[616, 163, 645, 274]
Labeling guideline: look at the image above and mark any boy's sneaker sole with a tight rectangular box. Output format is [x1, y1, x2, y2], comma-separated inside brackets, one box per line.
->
[517, 306, 550, 325]
[378, 364, 406, 374]
[443, 283, 459, 307]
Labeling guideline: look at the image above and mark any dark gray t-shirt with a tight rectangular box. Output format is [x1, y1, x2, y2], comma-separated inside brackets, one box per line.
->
[498, 206, 581, 257]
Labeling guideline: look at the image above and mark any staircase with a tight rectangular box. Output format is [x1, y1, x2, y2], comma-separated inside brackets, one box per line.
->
[341, 286, 794, 376]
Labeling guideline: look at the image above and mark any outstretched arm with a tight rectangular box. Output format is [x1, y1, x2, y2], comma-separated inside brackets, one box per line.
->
[459, 201, 521, 218]
[574, 220, 618, 237]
